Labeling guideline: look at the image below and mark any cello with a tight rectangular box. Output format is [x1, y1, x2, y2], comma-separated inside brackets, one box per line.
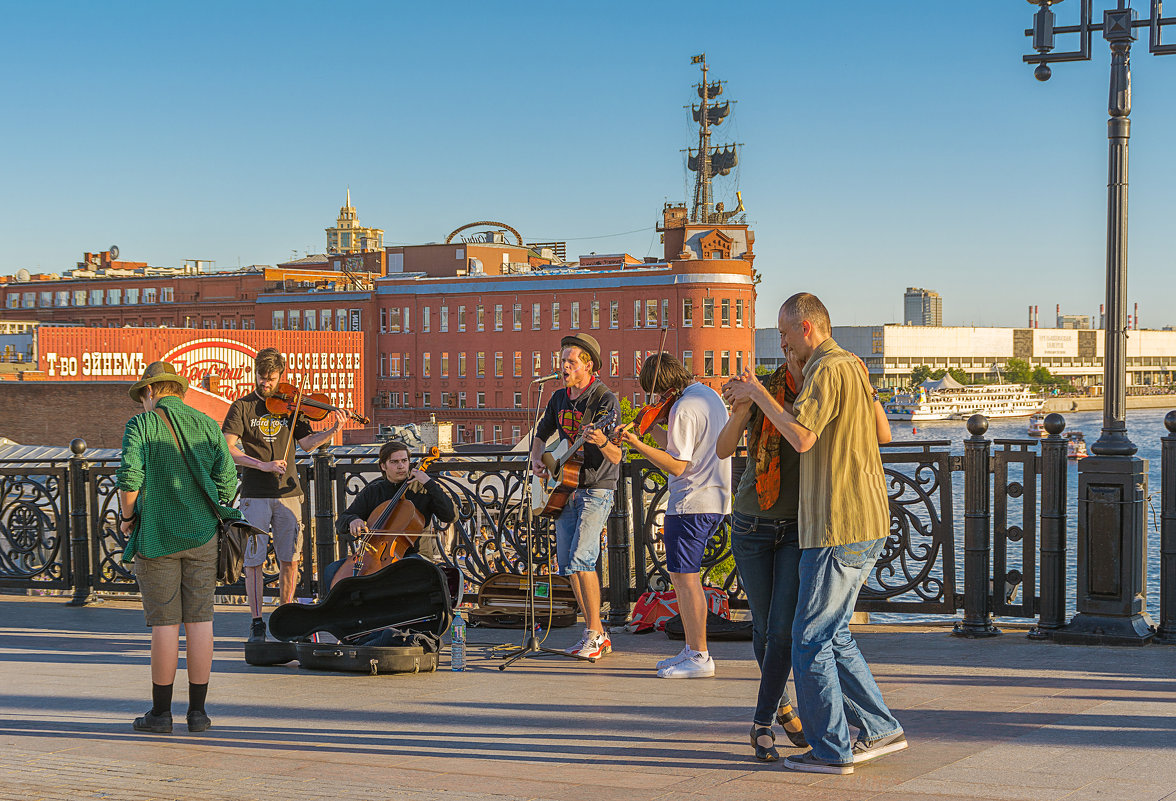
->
[329, 447, 443, 589]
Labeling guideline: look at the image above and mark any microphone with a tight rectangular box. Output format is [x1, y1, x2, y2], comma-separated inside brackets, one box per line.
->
[532, 372, 561, 383]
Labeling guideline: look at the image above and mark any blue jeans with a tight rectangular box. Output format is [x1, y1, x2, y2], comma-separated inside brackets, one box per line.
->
[730, 512, 801, 728]
[554, 488, 613, 575]
[792, 538, 902, 764]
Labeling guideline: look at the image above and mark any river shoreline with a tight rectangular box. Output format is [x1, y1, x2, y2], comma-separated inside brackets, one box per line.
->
[1044, 393, 1176, 412]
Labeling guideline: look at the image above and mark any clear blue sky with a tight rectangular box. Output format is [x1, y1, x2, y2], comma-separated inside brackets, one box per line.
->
[2, 1, 1175, 328]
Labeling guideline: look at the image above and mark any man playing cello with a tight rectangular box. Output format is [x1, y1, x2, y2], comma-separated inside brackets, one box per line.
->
[330, 440, 457, 585]
[223, 347, 345, 643]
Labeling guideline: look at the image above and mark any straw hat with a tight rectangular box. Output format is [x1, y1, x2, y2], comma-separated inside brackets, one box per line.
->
[128, 361, 189, 402]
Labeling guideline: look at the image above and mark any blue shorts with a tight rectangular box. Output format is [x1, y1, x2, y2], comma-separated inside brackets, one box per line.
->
[554, 487, 613, 575]
[663, 513, 724, 574]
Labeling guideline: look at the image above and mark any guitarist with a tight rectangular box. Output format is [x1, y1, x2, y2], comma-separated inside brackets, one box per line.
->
[530, 333, 622, 659]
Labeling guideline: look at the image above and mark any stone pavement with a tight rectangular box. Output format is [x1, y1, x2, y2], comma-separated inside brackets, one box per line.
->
[1, 595, 1175, 801]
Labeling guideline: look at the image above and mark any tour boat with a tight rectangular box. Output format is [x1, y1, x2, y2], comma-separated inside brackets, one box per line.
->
[1028, 414, 1046, 437]
[1067, 431, 1088, 460]
[884, 375, 1043, 422]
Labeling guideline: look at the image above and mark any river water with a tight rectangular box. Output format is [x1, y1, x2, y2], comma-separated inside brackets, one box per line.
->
[878, 408, 1173, 625]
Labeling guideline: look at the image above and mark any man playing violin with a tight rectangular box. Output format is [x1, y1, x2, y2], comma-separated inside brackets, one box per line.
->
[530, 333, 622, 660]
[222, 347, 346, 643]
[332, 440, 456, 580]
[615, 352, 731, 678]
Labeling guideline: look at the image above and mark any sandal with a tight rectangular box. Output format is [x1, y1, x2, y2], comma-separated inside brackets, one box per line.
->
[776, 703, 808, 748]
[750, 725, 779, 762]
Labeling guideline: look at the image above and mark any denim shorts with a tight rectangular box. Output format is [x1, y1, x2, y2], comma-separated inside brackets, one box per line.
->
[554, 488, 613, 575]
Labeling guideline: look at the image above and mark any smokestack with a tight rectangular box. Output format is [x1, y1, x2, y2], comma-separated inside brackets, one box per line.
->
[1134, 301, 1138, 330]
[1035, 305, 1039, 328]
[1029, 305, 1034, 328]
[1100, 303, 1105, 330]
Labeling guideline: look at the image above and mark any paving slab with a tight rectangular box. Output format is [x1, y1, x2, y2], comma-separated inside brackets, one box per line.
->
[1, 595, 1175, 801]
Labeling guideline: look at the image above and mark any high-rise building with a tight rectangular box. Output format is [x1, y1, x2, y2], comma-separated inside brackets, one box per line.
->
[325, 189, 383, 254]
[904, 287, 942, 326]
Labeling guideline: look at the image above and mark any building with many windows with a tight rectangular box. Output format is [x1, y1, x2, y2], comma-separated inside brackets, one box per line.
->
[756, 324, 1176, 389]
[903, 287, 942, 327]
[1, 202, 756, 445]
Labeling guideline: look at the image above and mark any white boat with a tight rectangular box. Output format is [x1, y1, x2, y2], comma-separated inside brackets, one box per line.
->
[1028, 414, 1046, 438]
[884, 375, 1043, 422]
[1067, 431, 1088, 459]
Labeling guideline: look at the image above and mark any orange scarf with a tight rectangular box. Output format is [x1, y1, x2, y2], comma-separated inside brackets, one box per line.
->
[750, 366, 798, 511]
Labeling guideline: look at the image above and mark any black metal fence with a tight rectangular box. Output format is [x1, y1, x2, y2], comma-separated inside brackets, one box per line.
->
[2, 413, 1173, 641]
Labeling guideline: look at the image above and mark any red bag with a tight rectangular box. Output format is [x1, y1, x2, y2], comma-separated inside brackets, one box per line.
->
[627, 587, 730, 633]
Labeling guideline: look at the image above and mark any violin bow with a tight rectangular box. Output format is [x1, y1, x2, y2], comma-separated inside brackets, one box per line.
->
[281, 375, 305, 480]
[648, 326, 670, 403]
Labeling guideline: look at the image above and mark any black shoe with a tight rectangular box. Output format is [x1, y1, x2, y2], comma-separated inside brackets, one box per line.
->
[186, 710, 211, 733]
[133, 710, 173, 734]
[776, 702, 808, 748]
[750, 725, 779, 762]
[248, 619, 266, 643]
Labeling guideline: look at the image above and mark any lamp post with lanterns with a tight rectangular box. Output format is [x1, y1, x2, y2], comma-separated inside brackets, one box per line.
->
[1023, 0, 1175, 644]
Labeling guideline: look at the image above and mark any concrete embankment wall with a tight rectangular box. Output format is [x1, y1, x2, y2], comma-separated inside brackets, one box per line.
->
[1043, 394, 1176, 413]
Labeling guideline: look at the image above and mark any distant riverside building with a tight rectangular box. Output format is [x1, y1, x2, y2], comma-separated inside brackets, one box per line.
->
[756, 325, 1176, 389]
[903, 287, 942, 327]
[1056, 313, 1092, 330]
[325, 189, 383, 254]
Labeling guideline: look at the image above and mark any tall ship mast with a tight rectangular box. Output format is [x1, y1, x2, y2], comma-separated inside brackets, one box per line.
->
[687, 54, 741, 224]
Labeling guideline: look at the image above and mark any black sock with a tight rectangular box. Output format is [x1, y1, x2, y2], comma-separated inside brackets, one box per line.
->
[188, 682, 208, 714]
[151, 682, 173, 716]
[252, 616, 263, 624]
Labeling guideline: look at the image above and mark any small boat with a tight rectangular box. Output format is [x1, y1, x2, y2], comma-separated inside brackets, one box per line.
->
[1066, 431, 1088, 460]
[1028, 414, 1046, 438]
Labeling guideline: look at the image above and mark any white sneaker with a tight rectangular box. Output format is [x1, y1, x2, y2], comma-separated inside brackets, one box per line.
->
[565, 628, 593, 655]
[658, 653, 715, 678]
[656, 647, 690, 670]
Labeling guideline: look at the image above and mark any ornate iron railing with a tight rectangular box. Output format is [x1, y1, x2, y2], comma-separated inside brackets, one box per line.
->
[1, 413, 1170, 640]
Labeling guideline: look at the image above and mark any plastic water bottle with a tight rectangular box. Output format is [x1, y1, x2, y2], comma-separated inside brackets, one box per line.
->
[450, 610, 466, 671]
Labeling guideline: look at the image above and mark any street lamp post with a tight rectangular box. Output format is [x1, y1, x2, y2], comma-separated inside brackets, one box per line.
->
[1023, 0, 1174, 644]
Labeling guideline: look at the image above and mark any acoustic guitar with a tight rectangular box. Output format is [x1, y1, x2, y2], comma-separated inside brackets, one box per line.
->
[531, 408, 618, 519]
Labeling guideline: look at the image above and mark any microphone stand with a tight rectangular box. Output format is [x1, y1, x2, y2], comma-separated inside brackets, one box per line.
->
[498, 374, 595, 669]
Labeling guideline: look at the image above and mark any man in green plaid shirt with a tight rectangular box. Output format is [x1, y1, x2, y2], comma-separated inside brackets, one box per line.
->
[117, 361, 241, 735]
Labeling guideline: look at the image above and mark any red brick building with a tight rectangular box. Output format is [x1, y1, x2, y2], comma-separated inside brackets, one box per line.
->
[2, 205, 756, 446]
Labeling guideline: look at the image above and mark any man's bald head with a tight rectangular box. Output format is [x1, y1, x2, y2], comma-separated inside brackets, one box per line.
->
[780, 292, 831, 336]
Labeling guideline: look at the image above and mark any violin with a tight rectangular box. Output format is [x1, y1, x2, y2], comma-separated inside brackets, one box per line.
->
[625, 327, 680, 438]
[266, 381, 369, 425]
[330, 447, 442, 589]
[630, 389, 682, 436]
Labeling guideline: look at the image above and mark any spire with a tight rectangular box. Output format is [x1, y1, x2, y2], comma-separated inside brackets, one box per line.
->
[345, 186, 351, 208]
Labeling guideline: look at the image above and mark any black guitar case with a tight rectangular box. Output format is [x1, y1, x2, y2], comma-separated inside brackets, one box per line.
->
[244, 557, 454, 674]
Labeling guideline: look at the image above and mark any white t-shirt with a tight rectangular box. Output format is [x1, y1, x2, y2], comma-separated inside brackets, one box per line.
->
[664, 382, 732, 515]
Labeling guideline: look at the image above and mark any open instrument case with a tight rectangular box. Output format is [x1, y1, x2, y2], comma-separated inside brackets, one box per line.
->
[244, 557, 455, 675]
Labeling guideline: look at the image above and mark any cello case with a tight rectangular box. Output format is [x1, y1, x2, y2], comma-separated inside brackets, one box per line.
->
[244, 557, 454, 674]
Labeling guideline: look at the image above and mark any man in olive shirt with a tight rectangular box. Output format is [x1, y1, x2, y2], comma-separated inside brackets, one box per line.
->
[723, 293, 904, 775]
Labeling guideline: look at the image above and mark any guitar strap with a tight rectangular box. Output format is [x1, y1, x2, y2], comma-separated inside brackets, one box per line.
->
[568, 380, 610, 439]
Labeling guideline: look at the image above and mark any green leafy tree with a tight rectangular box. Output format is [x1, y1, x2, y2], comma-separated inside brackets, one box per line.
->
[910, 365, 933, 386]
[948, 367, 970, 385]
[755, 365, 774, 377]
[1004, 358, 1033, 384]
[616, 396, 661, 464]
[1031, 366, 1054, 385]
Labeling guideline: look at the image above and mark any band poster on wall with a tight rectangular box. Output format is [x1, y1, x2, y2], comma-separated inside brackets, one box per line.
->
[37, 327, 366, 431]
